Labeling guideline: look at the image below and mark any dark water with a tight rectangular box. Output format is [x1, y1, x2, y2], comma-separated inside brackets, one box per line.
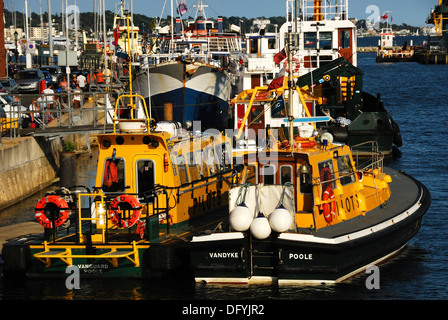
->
[1, 53, 447, 305]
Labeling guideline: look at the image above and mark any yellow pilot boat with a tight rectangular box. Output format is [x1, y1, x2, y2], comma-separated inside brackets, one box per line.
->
[190, 85, 431, 284]
[2, 93, 235, 279]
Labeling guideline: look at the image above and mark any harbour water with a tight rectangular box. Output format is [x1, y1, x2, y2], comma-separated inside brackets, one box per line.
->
[0, 52, 447, 304]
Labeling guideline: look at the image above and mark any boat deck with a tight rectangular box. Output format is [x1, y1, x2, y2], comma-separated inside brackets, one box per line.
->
[313, 167, 428, 240]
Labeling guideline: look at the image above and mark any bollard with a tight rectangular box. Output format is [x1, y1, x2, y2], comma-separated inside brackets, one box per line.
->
[60, 152, 77, 188]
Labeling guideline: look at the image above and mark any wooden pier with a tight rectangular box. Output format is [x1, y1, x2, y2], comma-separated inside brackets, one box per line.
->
[414, 50, 448, 64]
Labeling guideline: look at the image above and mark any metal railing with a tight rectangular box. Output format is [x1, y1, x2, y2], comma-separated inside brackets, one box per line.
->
[1, 90, 118, 138]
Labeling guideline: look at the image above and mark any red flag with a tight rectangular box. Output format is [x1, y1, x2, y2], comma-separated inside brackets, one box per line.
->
[381, 13, 389, 20]
[114, 25, 120, 46]
[268, 76, 285, 90]
[273, 49, 286, 64]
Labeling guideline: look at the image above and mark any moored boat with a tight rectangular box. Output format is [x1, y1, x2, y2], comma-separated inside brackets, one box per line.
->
[1, 12, 236, 278]
[231, 0, 402, 157]
[189, 79, 430, 285]
[1, 95, 235, 278]
[132, 0, 242, 131]
[376, 22, 415, 63]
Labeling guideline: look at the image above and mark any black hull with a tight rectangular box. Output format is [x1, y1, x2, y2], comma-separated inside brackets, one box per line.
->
[190, 169, 431, 284]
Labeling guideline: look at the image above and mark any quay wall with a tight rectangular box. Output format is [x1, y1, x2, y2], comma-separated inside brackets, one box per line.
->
[0, 101, 102, 211]
[0, 136, 62, 211]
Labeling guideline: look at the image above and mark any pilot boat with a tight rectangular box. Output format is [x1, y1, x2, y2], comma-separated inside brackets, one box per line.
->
[1, 12, 235, 278]
[1, 91, 235, 278]
[189, 84, 430, 285]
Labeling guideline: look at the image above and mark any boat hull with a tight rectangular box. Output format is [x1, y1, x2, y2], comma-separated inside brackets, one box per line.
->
[320, 112, 402, 157]
[134, 62, 231, 131]
[190, 168, 431, 284]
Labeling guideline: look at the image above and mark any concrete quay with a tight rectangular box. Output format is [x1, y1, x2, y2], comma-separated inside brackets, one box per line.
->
[0, 222, 43, 254]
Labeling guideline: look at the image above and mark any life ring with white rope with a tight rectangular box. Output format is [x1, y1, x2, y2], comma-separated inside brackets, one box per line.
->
[109, 194, 142, 228]
[321, 186, 336, 223]
[284, 57, 300, 73]
[35, 195, 70, 228]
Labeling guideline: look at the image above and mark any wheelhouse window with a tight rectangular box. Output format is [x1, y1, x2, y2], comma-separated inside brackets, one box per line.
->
[336, 155, 356, 186]
[304, 32, 332, 49]
[204, 146, 218, 176]
[304, 32, 317, 49]
[239, 164, 258, 185]
[102, 157, 125, 192]
[137, 160, 155, 199]
[176, 152, 189, 184]
[318, 160, 335, 191]
[280, 165, 293, 185]
[319, 32, 333, 49]
[215, 142, 232, 172]
[261, 165, 275, 185]
[187, 151, 200, 181]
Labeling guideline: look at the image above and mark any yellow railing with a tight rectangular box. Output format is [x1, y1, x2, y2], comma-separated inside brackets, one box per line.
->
[33, 240, 141, 268]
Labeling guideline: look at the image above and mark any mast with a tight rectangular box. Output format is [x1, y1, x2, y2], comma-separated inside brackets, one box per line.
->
[48, 0, 54, 65]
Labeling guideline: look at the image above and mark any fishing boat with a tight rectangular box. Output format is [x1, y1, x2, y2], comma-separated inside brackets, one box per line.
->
[1, 12, 236, 279]
[132, 0, 242, 131]
[189, 61, 431, 285]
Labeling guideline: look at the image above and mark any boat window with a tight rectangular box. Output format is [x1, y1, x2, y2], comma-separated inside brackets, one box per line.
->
[176, 153, 189, 184]
[136, 160, 155, 199]
[239, 164, 257, 185]
[170, 153, 178, 176]
[249, 38, 258, 54]
[261, 165, 275, 185]
[187, 152, 200, 182]
[340, 30, 351, 48]
[204, 146, 217, 176]
[215, 142, 232, 172]
[268, 38, 276, 49]
[102, 157, 125, 193]
[319, 32, 333, 49]
[247, 165, 258, 184]
[195, 150, 205, 177]
[336, 155, 356, 186]
[304, 32, 317, 49]
[299, 163, 313, 194]
[318, 160, 335, 191]
[280, 165, 293, 185]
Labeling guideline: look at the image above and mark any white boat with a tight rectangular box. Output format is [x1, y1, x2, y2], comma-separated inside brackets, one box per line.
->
[132, 0, 242, 131]
[232, 0, 402, 157]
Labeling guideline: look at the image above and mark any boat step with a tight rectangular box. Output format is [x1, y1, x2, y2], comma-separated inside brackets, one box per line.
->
[35, 250, 66, 257]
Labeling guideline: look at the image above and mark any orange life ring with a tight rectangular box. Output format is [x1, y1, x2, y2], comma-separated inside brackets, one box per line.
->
[284, 57, 300, 73]
[35, 195, 70, 228]
[294, 136, 316, 149]
[109, 195, 142, 228]
[321, 186, 336, 223]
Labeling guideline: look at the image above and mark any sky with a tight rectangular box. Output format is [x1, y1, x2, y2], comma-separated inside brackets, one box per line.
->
[7, 0, 438, 27]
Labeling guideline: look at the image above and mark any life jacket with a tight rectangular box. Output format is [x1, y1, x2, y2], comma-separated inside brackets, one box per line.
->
[103, 160, 118, 187]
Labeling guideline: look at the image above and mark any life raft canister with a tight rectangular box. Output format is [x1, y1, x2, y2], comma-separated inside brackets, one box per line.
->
[35, 195, 70, 228]
[109, 195, 142, 228]
[321, 186, 336, 223]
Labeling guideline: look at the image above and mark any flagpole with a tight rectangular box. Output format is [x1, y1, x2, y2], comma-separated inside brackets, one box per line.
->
[287, 26, 294, 153]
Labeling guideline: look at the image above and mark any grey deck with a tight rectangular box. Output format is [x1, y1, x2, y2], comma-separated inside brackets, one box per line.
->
[314, 167, 423, 239]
